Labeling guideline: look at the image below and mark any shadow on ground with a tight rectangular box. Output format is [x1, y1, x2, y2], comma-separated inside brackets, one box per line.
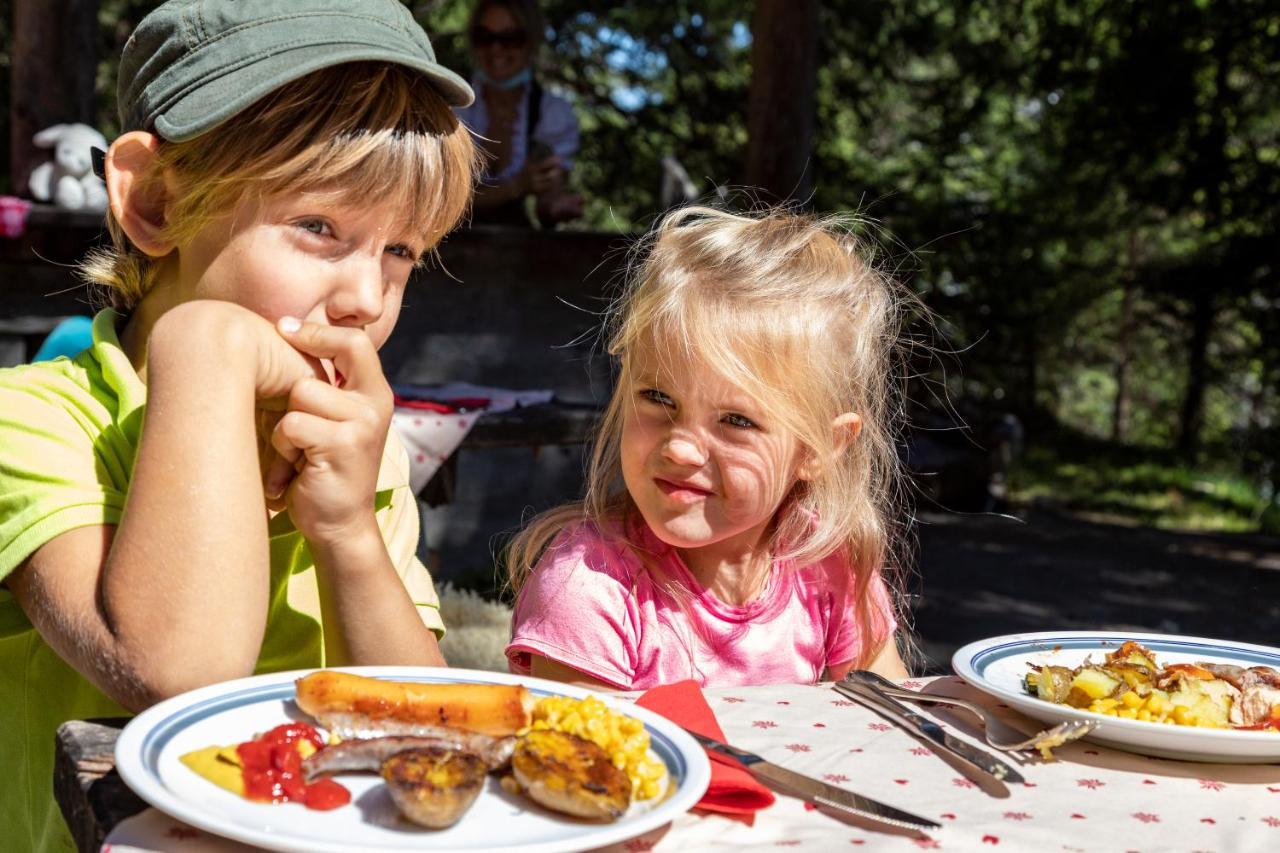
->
[912, 505, 1280, 675]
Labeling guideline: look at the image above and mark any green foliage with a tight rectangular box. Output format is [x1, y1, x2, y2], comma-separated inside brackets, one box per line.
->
[1011, 426, 1279, 534]
[6, 0, 1276, 511]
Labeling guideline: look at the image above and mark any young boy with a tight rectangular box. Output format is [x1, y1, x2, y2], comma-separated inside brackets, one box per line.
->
[0, 2, 480, 849]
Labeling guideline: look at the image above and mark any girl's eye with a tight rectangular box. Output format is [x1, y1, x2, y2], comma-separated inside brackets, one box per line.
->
[639, 388, 675, 407]
[295, 218, 333, 238]
[722, 412, 757, 430]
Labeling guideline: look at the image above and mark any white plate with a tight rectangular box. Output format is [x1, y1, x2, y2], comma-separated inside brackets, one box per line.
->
[116, 667, 711, 852]
[952, 631, 1280, 763]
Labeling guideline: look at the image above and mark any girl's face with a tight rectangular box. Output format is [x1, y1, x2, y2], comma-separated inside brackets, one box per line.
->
[620, 338, 807, 561]
[472, 6, 532, 83]
[171, 190, 425, 353]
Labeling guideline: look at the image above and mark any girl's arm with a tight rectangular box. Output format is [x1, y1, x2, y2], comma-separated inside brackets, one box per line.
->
[530, 654, 623, 691]
[268, 319, 443, 667]
[826, 634, 910, 683]
[8, 301, 317, 710]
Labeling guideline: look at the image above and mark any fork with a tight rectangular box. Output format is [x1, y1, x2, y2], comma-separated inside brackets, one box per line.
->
[844, 671, 1097, 754]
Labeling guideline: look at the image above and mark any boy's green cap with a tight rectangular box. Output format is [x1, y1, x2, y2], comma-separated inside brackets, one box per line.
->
[119, 0, 474, 142]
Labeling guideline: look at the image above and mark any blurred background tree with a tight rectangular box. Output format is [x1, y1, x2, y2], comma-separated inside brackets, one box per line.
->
[3, 0, 1277, 530]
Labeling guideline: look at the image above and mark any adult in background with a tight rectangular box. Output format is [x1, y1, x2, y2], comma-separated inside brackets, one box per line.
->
[459, 0, 583, 227]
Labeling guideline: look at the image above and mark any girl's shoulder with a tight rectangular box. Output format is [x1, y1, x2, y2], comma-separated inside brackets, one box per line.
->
[538, 517, 650, 585]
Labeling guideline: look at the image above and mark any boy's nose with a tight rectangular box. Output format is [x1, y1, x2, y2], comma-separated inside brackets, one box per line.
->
[327, 260, 384, 327]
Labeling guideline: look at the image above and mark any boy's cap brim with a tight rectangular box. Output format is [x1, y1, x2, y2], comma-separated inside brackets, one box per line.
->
[126, 8, 473, 142]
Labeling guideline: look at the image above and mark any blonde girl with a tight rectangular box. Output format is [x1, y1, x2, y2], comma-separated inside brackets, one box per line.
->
[505, 206, 915, 690]
[0, 3, 480, 849]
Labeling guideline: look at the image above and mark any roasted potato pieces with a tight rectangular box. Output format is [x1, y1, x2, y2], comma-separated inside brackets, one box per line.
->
[510, 730, 632, 820]
[381, 747, 488, 829]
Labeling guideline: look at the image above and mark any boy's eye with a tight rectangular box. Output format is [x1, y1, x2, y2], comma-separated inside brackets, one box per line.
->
[295, 218, 333, 237]
[722, 412, 757, 430]
[639, 388, 674, 407]
[386, 243, 420, 263]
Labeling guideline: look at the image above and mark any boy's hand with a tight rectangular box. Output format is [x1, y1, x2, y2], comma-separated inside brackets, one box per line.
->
[266, 317, 393, 542]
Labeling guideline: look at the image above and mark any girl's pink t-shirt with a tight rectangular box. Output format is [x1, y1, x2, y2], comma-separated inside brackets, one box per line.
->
[506, 521, 897, 689]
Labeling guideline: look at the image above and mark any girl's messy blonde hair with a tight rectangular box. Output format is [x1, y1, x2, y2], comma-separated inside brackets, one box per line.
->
[507, 205, 919, 669]
[82, 62, 481, 308]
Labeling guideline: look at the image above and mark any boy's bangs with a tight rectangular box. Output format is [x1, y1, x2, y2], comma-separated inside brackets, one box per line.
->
[167, 62, 477, 252]
[278, 131, 460, 249]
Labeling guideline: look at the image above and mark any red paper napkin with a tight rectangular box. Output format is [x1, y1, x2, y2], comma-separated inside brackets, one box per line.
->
[636, 680, 776, 817]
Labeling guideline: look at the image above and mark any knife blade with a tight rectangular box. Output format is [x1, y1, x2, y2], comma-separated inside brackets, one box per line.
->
[685, 729, 940, 833]
[833, 680, 1025, 787]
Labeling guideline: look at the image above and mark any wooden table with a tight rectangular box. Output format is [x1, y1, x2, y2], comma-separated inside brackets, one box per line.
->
[55, 718, 144, 853]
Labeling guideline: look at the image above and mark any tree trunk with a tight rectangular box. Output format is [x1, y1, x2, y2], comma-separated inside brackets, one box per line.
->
[1111, 233, 1139, 443]
[1177, 287, 1215, 460]
[10, 0, 100, 195]
[745, 0, 818, 203]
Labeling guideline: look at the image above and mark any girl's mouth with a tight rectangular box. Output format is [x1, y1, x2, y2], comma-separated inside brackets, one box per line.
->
[654, 478, 713, 503]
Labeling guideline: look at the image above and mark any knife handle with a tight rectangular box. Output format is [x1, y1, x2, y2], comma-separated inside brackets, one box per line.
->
[837, 681, 933, 730]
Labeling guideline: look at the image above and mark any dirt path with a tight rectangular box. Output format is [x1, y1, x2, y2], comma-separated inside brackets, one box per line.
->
[911, 505, 1280, 674]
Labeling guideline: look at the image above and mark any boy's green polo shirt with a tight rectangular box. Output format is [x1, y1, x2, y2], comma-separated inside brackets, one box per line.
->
[0, 310, 443, 852]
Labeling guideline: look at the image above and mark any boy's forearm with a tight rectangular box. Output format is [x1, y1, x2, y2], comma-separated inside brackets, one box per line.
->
[100, 304, 273, 699]
[308, 519, 445, 667]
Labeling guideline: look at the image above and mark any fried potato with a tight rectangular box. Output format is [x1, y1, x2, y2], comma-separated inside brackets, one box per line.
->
[511, 730, 631, 821]
[382, 747, 487, 829]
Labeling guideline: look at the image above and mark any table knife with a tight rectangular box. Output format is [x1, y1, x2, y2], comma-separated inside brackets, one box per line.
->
[833, 680, 1025, 787]
[685, 729, 940, 833]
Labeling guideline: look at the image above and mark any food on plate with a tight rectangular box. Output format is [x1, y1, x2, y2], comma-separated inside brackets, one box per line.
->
[381, 747, 488, 828]
[302, 733, 516, 779]
[1024, 640, 1280, 731]
[526, 694, 669, 801]
[295, 670, 533, 737]
[180, 673, 672, 829]
[180, 722, 351, 810]
[509, 729, 632, 820]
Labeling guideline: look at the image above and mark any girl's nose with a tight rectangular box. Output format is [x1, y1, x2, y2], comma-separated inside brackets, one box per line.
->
[327, 259, 384, 328]
[662, 431, 708, 468]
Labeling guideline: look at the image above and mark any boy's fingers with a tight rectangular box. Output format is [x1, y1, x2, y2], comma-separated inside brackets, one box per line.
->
[288, 376, 373, 424]
[276, 318, 387, 399]
[272, 410, 342, 461]
[263, 451, 298, 505]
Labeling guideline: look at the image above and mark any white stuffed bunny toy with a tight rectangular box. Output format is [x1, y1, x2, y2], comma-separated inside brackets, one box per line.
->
[28, 123, 109, 211]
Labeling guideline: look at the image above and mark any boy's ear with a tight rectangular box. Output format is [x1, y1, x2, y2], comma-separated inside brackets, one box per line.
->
[797, 412, 863, 481]
[106, 131, 174, 257]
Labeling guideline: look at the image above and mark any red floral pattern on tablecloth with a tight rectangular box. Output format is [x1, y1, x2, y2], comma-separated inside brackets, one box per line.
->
[100, 678, 1280, 853]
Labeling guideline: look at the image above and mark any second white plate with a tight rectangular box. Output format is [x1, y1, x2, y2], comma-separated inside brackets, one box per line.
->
[953, 631, 1280, 763]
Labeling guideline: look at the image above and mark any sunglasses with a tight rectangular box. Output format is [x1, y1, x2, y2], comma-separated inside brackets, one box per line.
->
[471, 26, 528, 49]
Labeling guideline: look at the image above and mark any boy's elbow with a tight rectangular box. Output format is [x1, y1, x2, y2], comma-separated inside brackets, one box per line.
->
[114, 649, 260, 712]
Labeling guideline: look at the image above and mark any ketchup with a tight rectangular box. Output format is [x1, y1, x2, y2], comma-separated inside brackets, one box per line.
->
[236, 722, 351, 810]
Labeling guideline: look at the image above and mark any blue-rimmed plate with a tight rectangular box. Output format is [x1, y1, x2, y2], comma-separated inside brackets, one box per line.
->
[953, 632, 1280, 763]
[116, 667, 710, 852]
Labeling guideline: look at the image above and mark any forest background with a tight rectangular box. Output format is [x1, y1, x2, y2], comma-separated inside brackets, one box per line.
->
[2, 0, 1277, 533]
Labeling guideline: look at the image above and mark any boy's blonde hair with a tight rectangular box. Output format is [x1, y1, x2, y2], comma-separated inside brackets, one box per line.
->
[83, 62, 481, 308]
[508, 205, 917, 669]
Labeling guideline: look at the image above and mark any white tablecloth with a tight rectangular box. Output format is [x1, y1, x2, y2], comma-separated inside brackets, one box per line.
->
[102, 677, 1280, 852]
